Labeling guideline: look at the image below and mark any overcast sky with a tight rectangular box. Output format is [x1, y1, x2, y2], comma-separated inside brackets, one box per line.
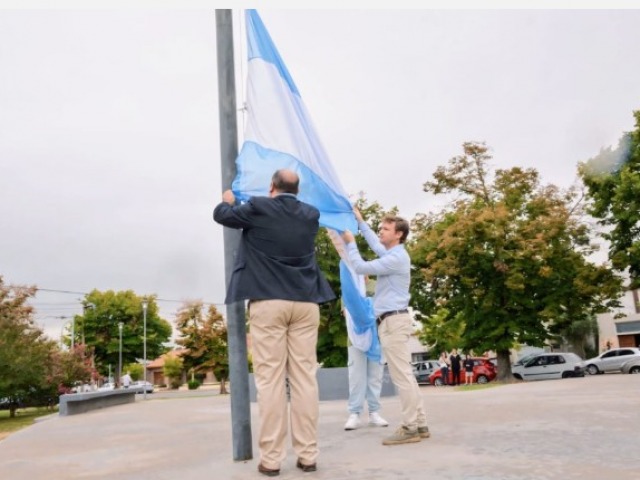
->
[1, 7, 639, 341]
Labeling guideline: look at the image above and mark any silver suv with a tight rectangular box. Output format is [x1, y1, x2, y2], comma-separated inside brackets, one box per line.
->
[581, 347, 640, 375]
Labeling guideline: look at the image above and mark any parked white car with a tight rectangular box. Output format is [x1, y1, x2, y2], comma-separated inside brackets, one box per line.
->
[512, 352, 585, 381]
[580, 347, 640, 375]
[129, 381, 154, 394]
[98, 382, 116, 391]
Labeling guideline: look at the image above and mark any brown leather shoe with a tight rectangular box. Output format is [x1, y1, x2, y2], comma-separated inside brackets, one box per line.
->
[258, 463, 280, 477]
[296, 459, 317, 472]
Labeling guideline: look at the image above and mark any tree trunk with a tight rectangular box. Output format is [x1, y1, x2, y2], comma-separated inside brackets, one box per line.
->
[219, 379, 228, 395]
[496, 349, 516, 382]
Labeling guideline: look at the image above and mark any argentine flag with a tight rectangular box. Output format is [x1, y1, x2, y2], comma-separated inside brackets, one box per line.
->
[232, 9, 357, 233]
[234, 10, 378, 360]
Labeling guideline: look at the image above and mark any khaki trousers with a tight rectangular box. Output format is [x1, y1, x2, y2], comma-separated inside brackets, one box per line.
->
[249, 300, 320, 469]
[378, 312, 427, 430]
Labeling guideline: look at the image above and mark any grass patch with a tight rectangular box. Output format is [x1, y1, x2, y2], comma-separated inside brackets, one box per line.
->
[455, 382, 501, 391]
[0, 407, 57, 441]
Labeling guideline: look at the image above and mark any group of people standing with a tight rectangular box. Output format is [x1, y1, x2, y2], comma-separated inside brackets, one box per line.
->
[439, 350, 475, 386]
[213, 169, 428, 477]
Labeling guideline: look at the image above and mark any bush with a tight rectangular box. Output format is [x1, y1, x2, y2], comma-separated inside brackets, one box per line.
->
[187, 380, 200, 390]
[163, 356, 184, 390]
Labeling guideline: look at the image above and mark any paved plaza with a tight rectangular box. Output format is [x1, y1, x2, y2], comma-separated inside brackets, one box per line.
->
[0, 373, 638, 480]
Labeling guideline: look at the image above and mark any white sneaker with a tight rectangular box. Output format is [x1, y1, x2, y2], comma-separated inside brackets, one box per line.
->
[344, 413, 361, 430]
[368, 411, 389, 427]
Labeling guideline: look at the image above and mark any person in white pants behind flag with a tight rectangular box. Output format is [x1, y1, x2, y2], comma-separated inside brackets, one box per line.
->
[342, 280, 389, 431]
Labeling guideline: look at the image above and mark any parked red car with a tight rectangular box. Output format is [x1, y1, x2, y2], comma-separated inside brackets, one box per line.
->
[428, 357, 497, 386]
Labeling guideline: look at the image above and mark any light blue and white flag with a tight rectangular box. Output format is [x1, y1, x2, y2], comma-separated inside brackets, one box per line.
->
[233, 9, 357, 233]
[235, 10, 379, 361]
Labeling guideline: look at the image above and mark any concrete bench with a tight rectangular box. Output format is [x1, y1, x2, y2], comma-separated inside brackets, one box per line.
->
[58, 389, 136, 416]
[248, 366, 396, 402]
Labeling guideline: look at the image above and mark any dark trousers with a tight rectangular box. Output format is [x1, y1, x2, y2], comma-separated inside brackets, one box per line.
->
[441, 366, 449, 385]
[451, 368, 460, 385]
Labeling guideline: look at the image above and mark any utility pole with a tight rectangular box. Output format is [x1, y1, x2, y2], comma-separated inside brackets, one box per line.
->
[142, 300, 148, 400]
[118, 322, 124, 388]
[216, 9, 252, 461]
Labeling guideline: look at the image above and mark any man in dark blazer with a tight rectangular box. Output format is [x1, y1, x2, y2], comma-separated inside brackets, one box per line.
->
[214, 169, 335, 477]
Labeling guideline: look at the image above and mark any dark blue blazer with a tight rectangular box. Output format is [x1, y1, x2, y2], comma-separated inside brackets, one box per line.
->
[213, 194, 335, 305]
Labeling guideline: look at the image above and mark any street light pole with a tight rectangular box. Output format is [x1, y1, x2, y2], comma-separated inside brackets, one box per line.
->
[118, 322, 124, 389]
[142, 301, 148, 400]
[82, 302, 95, 346]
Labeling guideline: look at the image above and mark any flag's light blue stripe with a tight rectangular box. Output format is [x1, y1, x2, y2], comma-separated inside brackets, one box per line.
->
[340, 261, 374, 335]
[233, 142, 357, 232]
[246, 9, 299, 96]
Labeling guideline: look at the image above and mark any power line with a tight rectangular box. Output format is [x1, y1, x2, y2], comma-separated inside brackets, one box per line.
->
[30, 287, 226, 307]
[35, 287, 86, 295]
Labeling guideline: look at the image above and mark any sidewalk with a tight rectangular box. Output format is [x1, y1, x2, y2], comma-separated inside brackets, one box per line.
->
[0, 374, 639, 480]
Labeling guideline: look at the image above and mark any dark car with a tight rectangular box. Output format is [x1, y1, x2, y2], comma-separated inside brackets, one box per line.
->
[412, 360, 442, 385]
[429, 357, 497, 386]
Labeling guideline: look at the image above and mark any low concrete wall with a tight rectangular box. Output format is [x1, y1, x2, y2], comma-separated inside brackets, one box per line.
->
[248, 366, 396, 402]
[58, 389, 136, 416]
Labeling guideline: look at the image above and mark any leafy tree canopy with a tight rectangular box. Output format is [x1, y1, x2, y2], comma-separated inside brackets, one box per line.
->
[410, 142, 623, 379]
[0, 277, 68, 416]
[79, 289, 172, 378]
[175, 301, 229, 393]
[578, 110, 640, 288]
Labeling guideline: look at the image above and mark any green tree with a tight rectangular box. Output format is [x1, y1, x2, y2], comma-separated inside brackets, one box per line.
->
[210, 313, 230, 395]
[315, 228, 347, 367]
[416, 308, 464, 354]
[175, 301, 229, 394]
[0, 278, 61, 417]
[163, 355, 184, 389]
[125, 363, 144, 382]
[410, 142, 623, 380]
[578, 110, 640, 288]
[78, 290, 172, 379]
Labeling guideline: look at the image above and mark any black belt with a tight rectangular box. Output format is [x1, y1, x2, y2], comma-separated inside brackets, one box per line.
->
[376, 309, 409, 326]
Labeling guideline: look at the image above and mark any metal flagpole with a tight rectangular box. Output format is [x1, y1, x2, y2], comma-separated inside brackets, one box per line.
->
[215, 8, 253, 461]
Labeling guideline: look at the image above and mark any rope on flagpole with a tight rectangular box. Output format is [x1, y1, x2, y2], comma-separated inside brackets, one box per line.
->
[236, 9, 248, 132]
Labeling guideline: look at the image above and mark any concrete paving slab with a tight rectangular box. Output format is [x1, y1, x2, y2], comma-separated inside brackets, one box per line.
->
[0, 374, 639, 480]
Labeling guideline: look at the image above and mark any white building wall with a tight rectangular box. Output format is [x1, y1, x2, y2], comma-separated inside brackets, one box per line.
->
[596, 288, 640, 351]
